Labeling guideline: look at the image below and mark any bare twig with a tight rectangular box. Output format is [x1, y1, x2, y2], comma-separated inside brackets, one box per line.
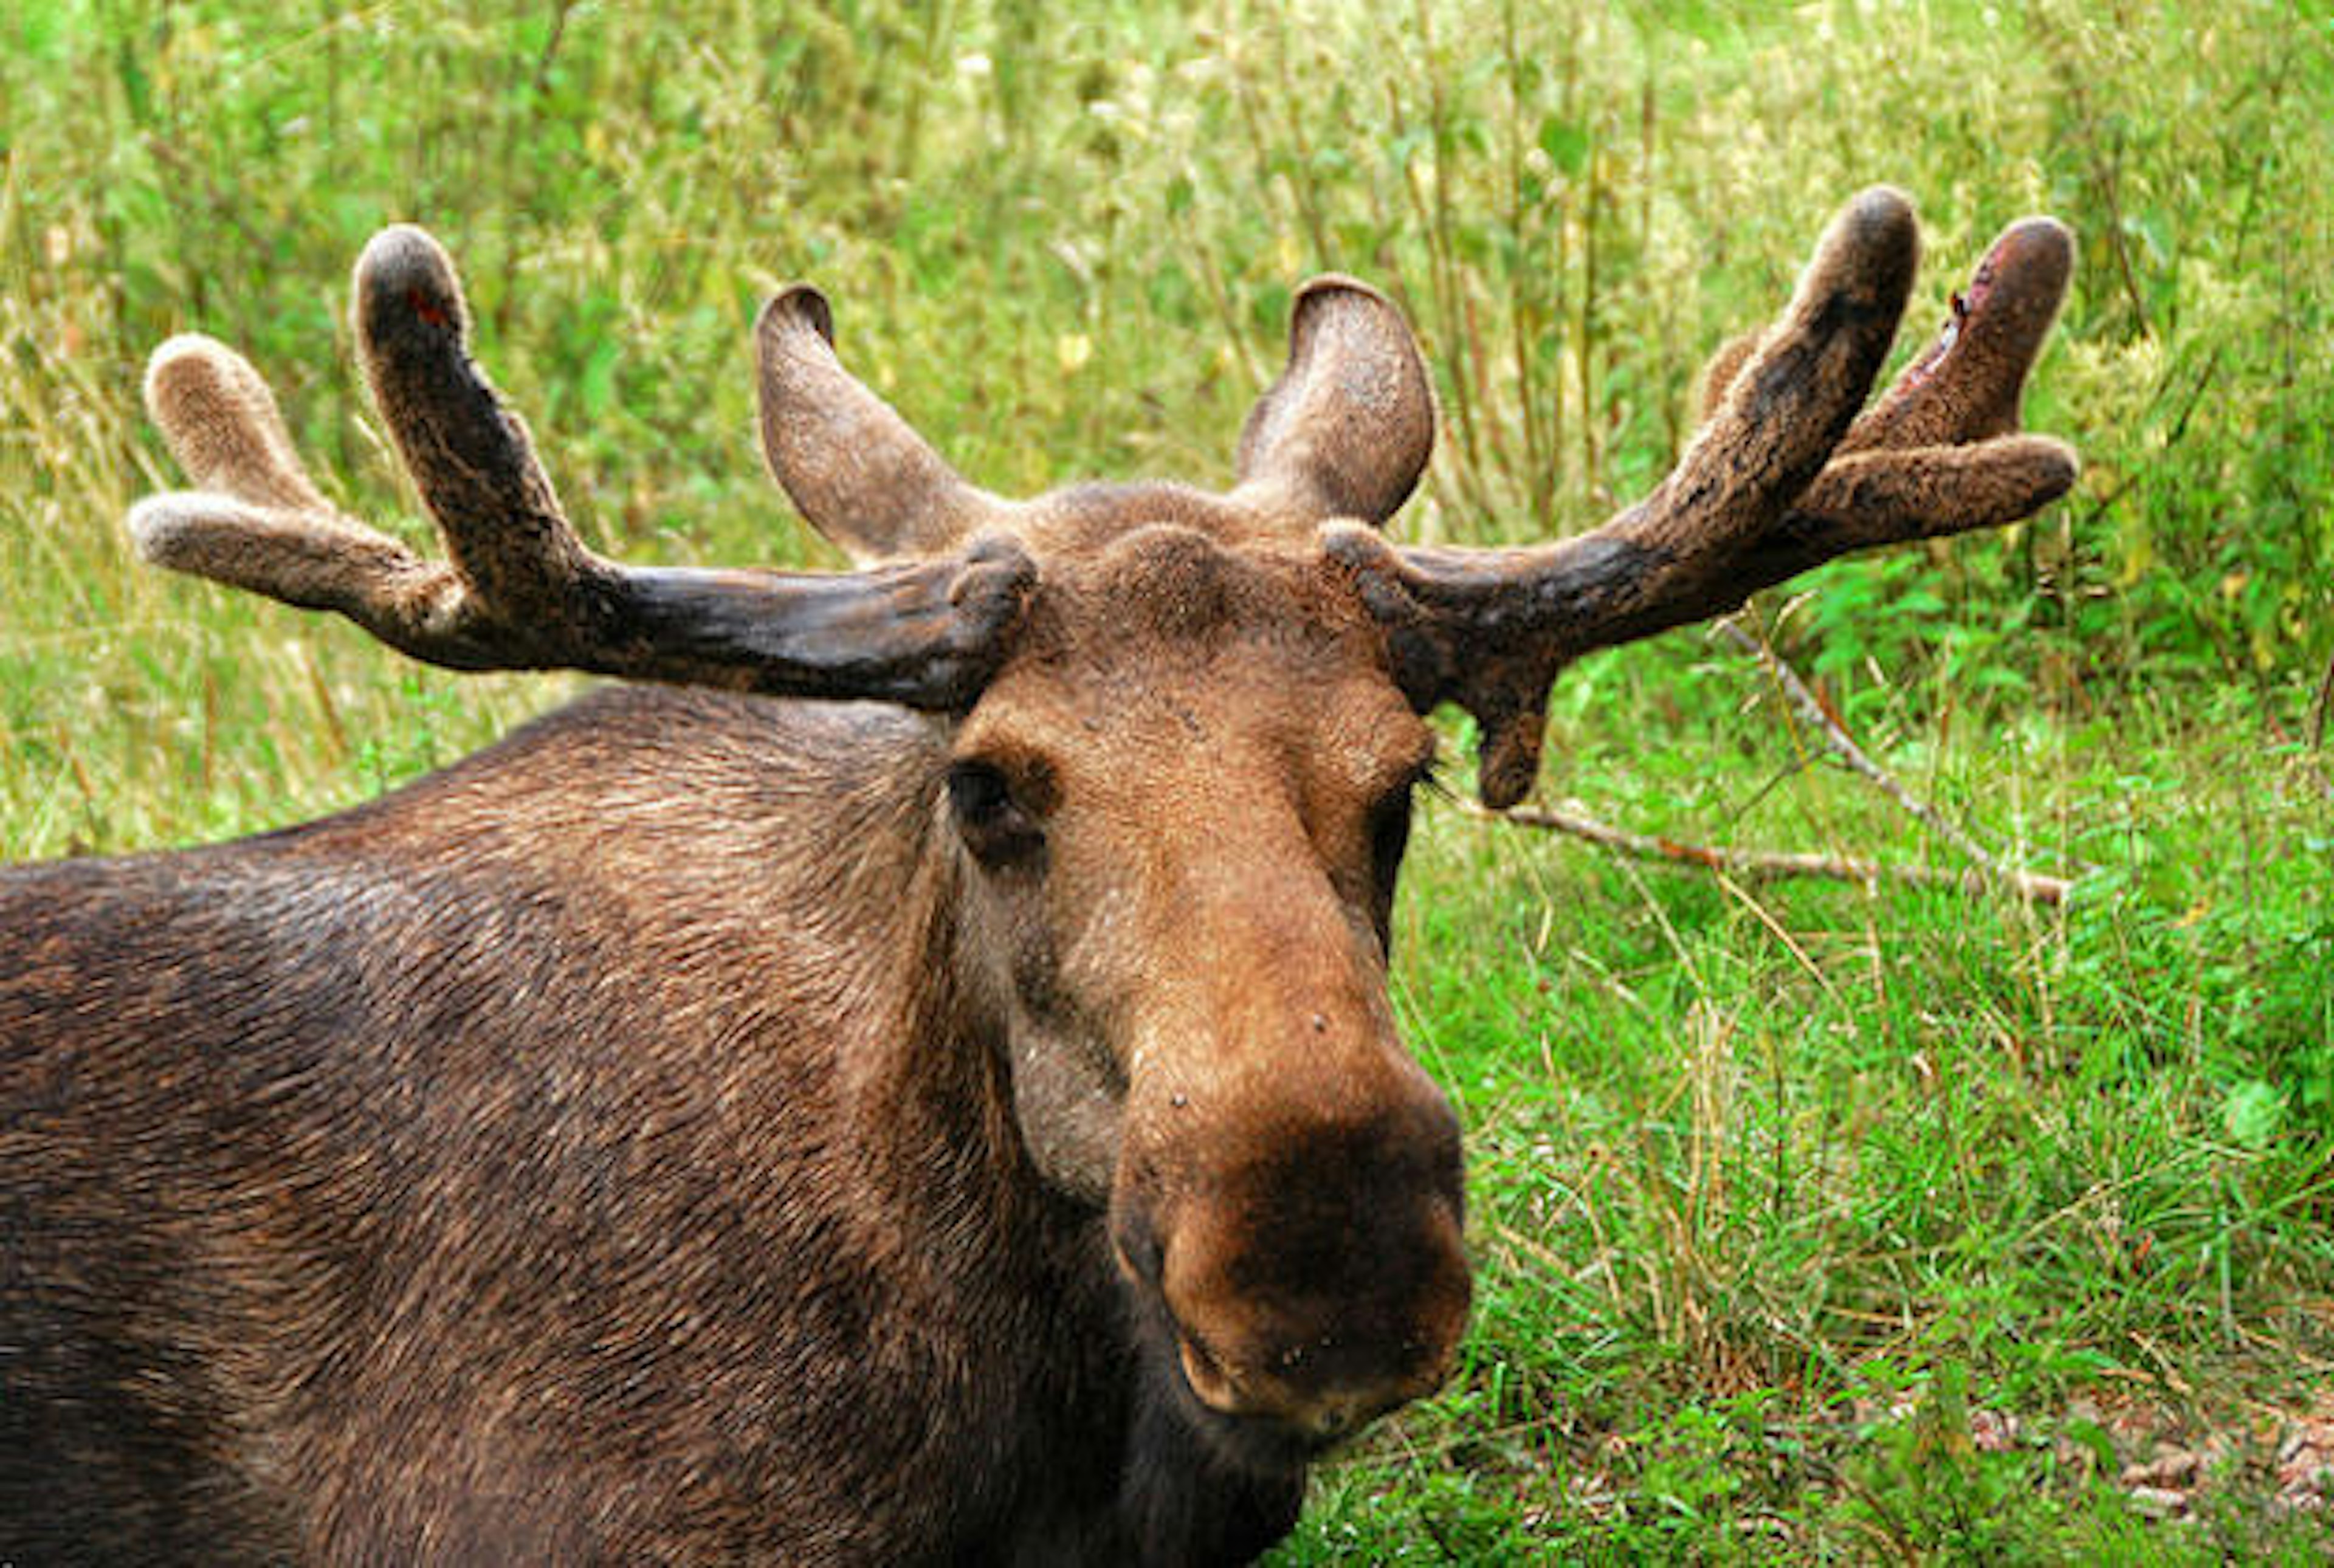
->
[1712, 617, 2000, 867]
[532, 0, 576, 98]
[1468, 798, 2071, 907]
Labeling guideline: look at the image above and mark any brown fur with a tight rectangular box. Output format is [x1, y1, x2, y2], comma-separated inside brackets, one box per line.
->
[3, 681, 1307, 1563]
[1, 530, 1464, 1564]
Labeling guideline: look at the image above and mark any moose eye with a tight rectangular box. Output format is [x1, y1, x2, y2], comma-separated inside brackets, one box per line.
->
[947, 761, 1044, 867]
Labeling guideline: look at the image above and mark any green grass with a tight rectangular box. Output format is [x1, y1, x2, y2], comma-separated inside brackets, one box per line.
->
[1306, 687, 2334, 1560]
[4, 1, 2332, 1558]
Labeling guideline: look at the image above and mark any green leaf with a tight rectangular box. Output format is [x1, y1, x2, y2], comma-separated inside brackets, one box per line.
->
[2222, 1079, 2285, 1151]
[1537, 114, 1589, 176]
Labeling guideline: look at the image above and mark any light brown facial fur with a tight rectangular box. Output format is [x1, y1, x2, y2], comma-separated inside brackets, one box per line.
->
[941, 524, 1469, 1451]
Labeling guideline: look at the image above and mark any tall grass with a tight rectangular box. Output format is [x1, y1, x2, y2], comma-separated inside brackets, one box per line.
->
[4, 2, 2330, 1557]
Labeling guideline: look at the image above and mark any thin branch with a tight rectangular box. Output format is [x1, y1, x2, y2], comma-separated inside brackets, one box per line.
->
[1468, 799, 2071, 907]
[532, 0, 575, 98]
[1711, 617, 2001, 868]
[2313, 647, 2333, 751]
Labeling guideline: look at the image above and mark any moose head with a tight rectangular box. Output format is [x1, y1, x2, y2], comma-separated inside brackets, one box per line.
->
[18, 187, 2074, 1559]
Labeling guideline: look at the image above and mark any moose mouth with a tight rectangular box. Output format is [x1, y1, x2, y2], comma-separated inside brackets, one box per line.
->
[1112, 1242, 1377, 1473]
[1172, 1326, 1433, 1456]
[1108, 1125, 1471, 1476]
[1115, 1271, 1450, 1476]
[1150, 1330, 1362, 1474]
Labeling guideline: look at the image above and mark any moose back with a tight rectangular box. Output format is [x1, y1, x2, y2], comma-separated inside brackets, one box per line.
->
[0, 191, 2074, 1564]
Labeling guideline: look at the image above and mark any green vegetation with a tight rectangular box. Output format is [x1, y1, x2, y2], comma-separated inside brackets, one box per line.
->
[4, 1, 2329, 1557]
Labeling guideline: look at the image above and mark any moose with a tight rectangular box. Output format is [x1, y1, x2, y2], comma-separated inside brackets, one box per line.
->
[1, 188, 2074, 1563]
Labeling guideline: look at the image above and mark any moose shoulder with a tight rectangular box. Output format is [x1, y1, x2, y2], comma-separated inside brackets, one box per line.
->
[0, 190, 2075, 1565]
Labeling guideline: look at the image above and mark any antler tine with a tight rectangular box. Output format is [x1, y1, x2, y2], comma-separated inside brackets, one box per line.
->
[1695, 215, 2078, 563]
[348, 225, 591, 637]
[1609, 187, 1918, 571]
[1675, 213, 2077, 611]
[129, 227, 1035, 709]
[1839, 216, 2073, 453]
[132, 334, 479, 658]
[1688, 222, 2070, 458]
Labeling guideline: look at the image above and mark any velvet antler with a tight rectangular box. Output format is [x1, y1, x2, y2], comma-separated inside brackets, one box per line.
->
[131, 227, 1033, 709]
[1327, 191, 2078, 807]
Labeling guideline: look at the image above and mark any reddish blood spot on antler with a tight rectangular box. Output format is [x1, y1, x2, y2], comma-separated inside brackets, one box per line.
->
[407, 286, 450, 328]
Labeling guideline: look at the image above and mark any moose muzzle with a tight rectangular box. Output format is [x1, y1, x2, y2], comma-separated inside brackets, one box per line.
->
[1113, 1034, 1471, 1451]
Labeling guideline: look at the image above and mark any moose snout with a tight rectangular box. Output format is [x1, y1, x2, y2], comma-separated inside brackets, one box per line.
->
[1122, 1079, 1472, 1446]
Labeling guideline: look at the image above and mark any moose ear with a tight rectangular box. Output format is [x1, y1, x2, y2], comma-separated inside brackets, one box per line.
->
[756, 286, 1000, 564]
[1233, 277, 1435, 528]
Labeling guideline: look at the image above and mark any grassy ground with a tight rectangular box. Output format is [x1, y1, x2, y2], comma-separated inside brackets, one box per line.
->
[4, 1, 2331, 1559]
